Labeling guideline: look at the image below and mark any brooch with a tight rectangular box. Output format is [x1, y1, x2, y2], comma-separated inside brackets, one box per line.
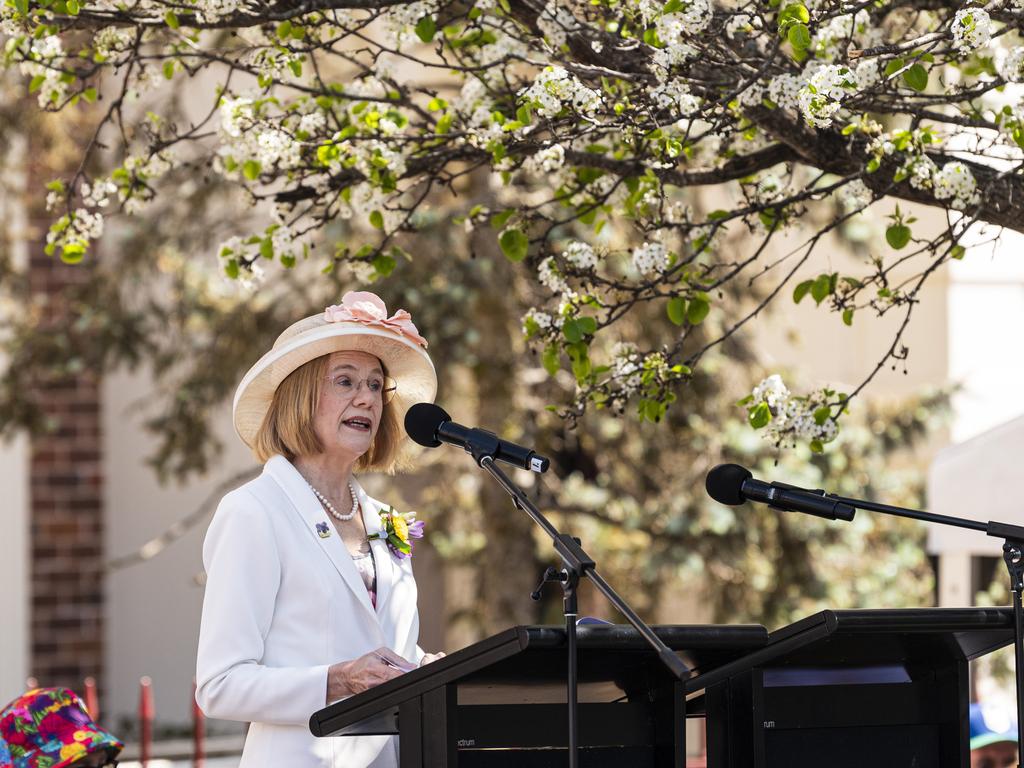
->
[315, 521, 332, 539]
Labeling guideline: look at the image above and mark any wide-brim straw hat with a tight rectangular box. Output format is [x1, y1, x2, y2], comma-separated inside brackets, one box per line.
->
[233, 291, 437, 449]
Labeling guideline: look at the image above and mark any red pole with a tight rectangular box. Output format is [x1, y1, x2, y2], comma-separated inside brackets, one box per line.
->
[83, 677, 99, 720]
[192, 679, 205, 768]
[139, 676, 154, 768]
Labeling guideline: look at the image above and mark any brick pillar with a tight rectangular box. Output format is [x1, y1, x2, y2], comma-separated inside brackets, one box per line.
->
[26, 132, 105, 690]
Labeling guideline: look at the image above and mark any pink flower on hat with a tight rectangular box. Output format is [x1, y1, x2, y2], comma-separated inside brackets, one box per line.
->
[324, 291, 428, 348]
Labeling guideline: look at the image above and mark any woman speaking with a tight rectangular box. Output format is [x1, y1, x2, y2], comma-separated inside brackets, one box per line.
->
[196, 291, 444, 767]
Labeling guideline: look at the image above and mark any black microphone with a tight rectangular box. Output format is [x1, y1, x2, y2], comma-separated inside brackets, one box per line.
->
[404, 402, 550, 473]
[705, 463, 856, 522]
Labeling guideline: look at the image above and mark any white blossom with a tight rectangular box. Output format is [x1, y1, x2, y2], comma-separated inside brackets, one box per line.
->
[522, 308, 554, 334]
[538, 256, 569, 293]
[798, 64, 858, 128]
[521, 66, 602, 119]
[932, 161, 980, 210]
[610, 342, 643, 394]
[649, 79, 700, 114]
[725, 13, 761, 39]
[654, 1, 712, 43]
[19, 35, 69, 108]
[536, 0, 577, 48]
[998, 47, 1024, 83]
[562, 240, 599, 270]
[631, 241, 670, 276]
[750, 375, 839, 447]
[768, 73, 802, 110]
[837, 179, 873, 211]
[752, 374, 789, 408]
[951, 8, 991, 54]
[524, 143, 565, 174]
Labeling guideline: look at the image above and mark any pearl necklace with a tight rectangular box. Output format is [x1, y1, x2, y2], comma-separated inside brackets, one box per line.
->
[308, 480, 359, 522]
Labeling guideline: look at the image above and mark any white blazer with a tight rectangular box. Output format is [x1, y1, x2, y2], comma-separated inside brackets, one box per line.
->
[195, 455, 422, 768]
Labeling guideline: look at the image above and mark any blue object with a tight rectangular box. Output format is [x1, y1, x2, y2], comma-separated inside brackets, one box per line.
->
[970, 702, 1018, 750]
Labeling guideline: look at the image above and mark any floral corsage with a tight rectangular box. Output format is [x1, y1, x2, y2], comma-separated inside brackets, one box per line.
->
[368, 506, 424, 559]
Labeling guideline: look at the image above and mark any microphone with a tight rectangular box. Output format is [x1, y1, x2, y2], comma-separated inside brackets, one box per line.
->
[404, 402, 551, 473]
[705, 463, 856, 522]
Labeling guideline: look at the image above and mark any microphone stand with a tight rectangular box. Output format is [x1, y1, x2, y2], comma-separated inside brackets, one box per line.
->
[466, 438, 690, 768]
[819, 491, 1024, 764]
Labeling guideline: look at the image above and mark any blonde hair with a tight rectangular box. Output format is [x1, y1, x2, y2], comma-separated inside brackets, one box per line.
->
[252, 354, 405, 473]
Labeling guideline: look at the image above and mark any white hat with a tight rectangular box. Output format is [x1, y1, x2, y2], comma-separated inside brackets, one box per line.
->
[232, 291, 437, 449]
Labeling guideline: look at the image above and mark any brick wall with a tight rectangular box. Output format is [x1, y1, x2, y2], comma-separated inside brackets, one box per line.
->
[26, 139, 105, 690]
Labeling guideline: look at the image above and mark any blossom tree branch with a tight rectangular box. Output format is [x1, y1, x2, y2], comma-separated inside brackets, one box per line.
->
[1, 0, 1019, 450]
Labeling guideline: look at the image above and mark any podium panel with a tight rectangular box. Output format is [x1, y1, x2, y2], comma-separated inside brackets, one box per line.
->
[310, 624, 768, 768]
[685, 608, 1015, 768]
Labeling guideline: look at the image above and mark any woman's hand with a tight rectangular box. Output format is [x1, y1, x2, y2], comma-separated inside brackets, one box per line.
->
[419, 651, 446, 666]
[326, 647, 415, 702]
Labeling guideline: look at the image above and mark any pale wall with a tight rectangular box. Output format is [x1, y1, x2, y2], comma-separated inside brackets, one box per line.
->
[102, 366, 255, 727]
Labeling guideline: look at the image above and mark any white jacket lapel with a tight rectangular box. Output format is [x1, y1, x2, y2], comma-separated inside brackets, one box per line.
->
[354, 478, 395, 616]
[264, 456, 378, 623]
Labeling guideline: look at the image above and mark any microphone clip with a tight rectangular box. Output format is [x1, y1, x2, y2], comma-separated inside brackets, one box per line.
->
[465, 428, 502, 468]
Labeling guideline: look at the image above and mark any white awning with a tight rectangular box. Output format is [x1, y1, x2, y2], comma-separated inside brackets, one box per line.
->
[927, 413, 1024, 556]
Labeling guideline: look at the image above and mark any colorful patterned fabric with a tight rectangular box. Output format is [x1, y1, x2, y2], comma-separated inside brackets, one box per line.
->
[1, 736, 13, 767]
[0, 688, 123, 768]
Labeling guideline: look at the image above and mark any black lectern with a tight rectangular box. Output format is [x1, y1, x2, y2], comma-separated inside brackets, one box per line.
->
[310, 624, 767, 767]
[684, 608, 1016, 768]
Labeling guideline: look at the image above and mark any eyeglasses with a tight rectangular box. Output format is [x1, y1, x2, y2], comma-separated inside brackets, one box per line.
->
[324, 373, 397, 404]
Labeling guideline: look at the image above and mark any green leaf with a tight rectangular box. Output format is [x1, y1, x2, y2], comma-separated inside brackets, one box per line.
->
[562, 319, 582, 343]
[224, 258, 240, 279]
[369, 210, 384, 229]
[66, 0, 79, 14]
[542, 343, 560, 376]
[903, 64, 928, 92]
[60, 243, 86, 264]
[951, 245, 966, 260]
[787, 23, 811, 50]
[242, 160, 261, 181]
[14, 0, 28, 16]
[490, 209, 515, 230]
[687, 295, 710, 325]
[813, 406, 831, 425]
[793, 279, 813, 304]
[884, 58, 904, 77]
[842, 308, 854, 326]
[666, 296, 687, 325]
[809, 439, 824, 454]
[748, 402, 772, 429]
[415, 15, 437, 43]
[810, 273, 832, 305]
[372, 253, 396, 277]
[498, 228, 528, 262]
[576, 316, 597, 336]
[28, 74, 45, 93]
[778, 2, 809, 25]
[886, 223, 911, 250]
[165, 10, 180, 28]
[163, 60, 175, 80]
[260, 237, 274, 260]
